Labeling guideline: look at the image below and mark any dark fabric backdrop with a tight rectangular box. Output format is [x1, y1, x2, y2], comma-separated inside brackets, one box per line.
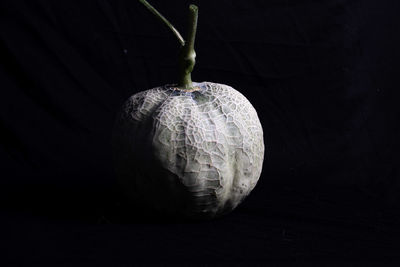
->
[1, 0, 400, 264]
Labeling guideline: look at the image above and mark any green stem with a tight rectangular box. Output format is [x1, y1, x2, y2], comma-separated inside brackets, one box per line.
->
[139, 0, 185, 46]
[178, 5, 198, 89]
[138, 1, 198, 90]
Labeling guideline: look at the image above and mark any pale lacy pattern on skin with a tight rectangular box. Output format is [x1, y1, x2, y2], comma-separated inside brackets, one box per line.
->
[113, 82, 264, 218]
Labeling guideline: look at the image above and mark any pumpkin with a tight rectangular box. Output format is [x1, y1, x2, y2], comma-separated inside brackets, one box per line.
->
[112, 1, 264, 219]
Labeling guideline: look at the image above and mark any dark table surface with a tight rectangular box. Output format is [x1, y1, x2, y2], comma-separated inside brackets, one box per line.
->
[1, 181, 400, 265]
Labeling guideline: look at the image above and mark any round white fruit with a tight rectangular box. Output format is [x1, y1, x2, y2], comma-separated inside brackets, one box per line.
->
[112, 82, 264, 219]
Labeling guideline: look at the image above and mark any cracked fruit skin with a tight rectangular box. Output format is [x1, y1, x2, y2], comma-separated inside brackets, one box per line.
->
[112, 82, 264, 219]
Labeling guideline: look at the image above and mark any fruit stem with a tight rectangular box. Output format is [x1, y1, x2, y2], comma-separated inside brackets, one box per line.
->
[138, 0, 185, 46]
[138, 1, 198, 90]
[178, 5, 198, 89]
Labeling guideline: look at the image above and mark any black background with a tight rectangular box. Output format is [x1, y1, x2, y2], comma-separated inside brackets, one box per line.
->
[1, 0, 400, 264]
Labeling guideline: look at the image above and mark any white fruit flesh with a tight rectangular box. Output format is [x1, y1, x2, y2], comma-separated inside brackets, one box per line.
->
[113, 82, 264, 218]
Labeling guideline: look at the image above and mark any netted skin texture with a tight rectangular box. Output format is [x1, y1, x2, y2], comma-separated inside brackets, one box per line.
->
[112, 82, 264, 219]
